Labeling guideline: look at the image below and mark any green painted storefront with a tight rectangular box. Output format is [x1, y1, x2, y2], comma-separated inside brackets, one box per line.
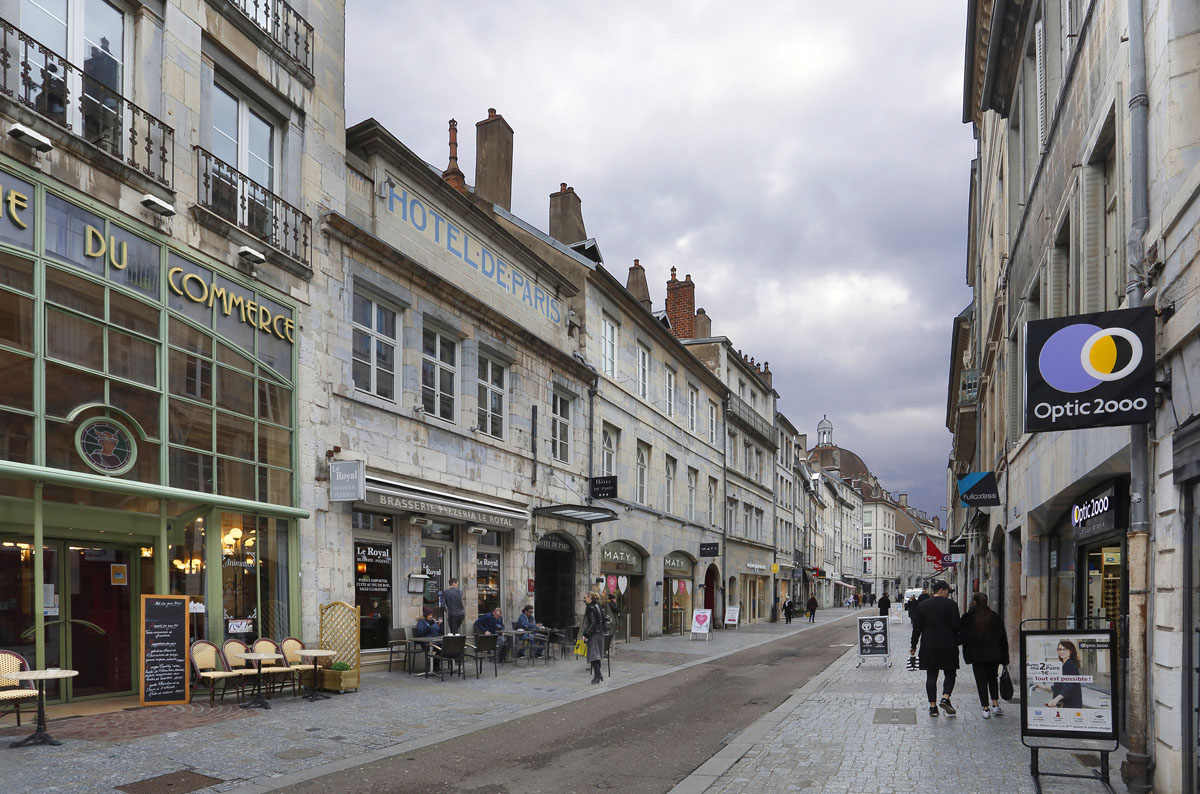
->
[0, 157, 306, 703]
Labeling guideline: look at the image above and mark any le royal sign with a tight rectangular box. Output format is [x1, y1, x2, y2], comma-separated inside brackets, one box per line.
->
[1024, 307, 1154, 432]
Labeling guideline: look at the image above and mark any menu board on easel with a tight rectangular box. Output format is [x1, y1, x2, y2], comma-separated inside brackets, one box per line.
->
[140, 595, 190, 706]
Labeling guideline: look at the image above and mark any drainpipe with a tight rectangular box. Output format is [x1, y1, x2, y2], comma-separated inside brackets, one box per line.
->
[1121, 0, 1152, 788]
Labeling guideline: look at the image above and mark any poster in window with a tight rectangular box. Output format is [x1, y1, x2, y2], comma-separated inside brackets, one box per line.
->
[354, 541, 392, 650]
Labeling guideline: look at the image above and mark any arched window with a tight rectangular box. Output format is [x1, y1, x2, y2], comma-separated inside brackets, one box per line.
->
[635, 444, 648, 504]
[601, 429, 615, 477]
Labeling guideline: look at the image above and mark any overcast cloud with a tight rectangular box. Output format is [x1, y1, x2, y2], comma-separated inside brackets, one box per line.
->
[345, 1, 975, 519]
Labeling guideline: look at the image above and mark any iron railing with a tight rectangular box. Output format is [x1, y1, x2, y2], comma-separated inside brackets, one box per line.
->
[959, 367, 980, 406]
[0, 18, 173, 188]
[196, 146, 310, 266]
[227, 0, 314, 73]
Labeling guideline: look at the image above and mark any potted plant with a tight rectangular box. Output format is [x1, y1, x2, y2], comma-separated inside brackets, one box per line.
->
[318, 660, 359, 693]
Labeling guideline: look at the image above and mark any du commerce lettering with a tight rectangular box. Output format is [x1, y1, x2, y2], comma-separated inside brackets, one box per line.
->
[385, 183, 562, 324]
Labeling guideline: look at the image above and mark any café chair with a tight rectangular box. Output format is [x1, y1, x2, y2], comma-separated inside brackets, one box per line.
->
[188, 640, 245, 707]
[0, 650, 37, 725]
[554, 626, 579, 660]
[387, 628, 412, 673]
[281, 636, 316, 680]
[602, 632, 614, 679]
[252, 638, 298, 697]
[464, 633, 499, 678]
[220, 639, 260, 694]
[426, 635, 466, 682]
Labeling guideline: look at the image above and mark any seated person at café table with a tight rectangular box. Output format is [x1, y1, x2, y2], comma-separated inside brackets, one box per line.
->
[515, 605, 546, 658]
[415, 607, 443, 637]
[473, 608, 508, 661]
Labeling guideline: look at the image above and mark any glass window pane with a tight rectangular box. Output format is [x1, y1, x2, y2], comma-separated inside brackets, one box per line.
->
[216, 342, 254, 373]
[21, 0, 67, 55]
[439, 393, 453, 421]
[352, 329, 370, 362]
[83, 0, 123, 93]
[216, 366, 254, 416]
[421, 359, 434, 389]
[246, 109, 274, 187]
[257, 424, 290, 467]
[421, 386, 435, 414]
[0, 175, 35, 252]
[259, 518, 289, 640]
[168, 398, 212, 450]
[376, 371, 393, 400]
[170, 317, 211, 356]
[0, 252, 34, 292]
[219, 514, 256, 640]
[109, 380, 159, 438]
[109, 290, 159, 338]
[167, 254, 213, 328]
[109, 226, 159, 297]
[46, 267, 104, 317]
[491, 416, 501, 438]
[0, 409, 34, 463]
[422, 328, 436, 357]
[439, 368, 453, 396]
[440, 337, 455, 366]
[169, 349, 212, 402]
[491, 364, 503, 388]
[44, 195, 105, 273]
[375, 340, 394, 372]
[168, 520, 206, 639]
[258, 467, 291, 506]
[376, 305, 396, 338]
[0, 349, 33, 411]
[352, 358, 370, 391]
[212, 85, 239, 166]
[108, 328, 156, 386]
[353, 293, 372, 327]
[44, 362, 103, 417]
[355, 541, 392, 650]
[257, 379, 291, 426]
[215, 411, 254, 460]
[217, 457, 254, 500]
[169, 447, 213, 492]
[0, 289, 34, 351]
[45, 418, 89, 472]
[46, 308, 103, 369]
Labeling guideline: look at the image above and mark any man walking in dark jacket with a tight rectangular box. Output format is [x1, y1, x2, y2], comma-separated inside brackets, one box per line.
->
[877, 592, 891, 617]
[910, 580, 962, 717]
[441, 578, 465, 635]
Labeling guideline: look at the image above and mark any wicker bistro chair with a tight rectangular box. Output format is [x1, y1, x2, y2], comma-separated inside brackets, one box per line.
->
[252, 638, 299, 697]
[464, 633, 499, 678]
[387, 628, 412, 673]
[0, 650, 37, 726]
[188, 640, 245, 707]
[281, 637, 316, 675]
[426, 635, 467, 682]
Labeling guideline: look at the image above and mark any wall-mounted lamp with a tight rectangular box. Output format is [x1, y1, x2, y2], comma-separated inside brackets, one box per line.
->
[140, 193, 176, 217]
[8, 123, 52, 152]
[411, 516, 433, 527]
[237, 245, 266, 265]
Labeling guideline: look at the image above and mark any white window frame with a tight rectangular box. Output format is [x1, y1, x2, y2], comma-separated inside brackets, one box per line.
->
[421, 328, 457, 422]
[709, 402, 717, 444]
[664, 456, 676, 513]
[665, 369, 675, 417]
[688, 387, 698, 432]
[351, 292, 398, 401]
[601, 316, 617, 377]
[636, 444, 649, 504]
[601, 427, 616, 477]
[550, 392, 570, 463]
[476, 355, 506, 439]
[687, 468, 697, 521]
[213, 79, 278, 191]
[636, 344, 650, 399]
[708, 478, 717, 523]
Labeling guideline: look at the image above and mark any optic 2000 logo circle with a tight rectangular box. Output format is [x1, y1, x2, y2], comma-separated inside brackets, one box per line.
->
[1030, 318, 1150, 427]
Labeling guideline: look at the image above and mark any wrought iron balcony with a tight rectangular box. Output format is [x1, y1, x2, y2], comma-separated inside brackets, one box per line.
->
[0, 18, 173, 188]
[227, 0, 314, 73]
[195, 146, 310, 266]
[958, 367, 979, 406]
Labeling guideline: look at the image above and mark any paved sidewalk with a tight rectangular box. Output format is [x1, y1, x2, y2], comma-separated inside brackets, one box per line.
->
[673, 618, 1128, 794]
[0, 608, 862, 794]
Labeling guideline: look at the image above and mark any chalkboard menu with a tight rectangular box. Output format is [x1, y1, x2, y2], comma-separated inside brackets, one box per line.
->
[140, 595, 190, 706]
[858, 616, 890, 657]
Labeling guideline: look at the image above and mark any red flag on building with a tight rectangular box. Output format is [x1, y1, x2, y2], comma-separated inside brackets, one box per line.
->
[925, 537, 943, 565]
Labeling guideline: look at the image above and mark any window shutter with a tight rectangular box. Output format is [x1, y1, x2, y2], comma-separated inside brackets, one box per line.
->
[1035, 19, 1047, 147]
[1007, 330, 1023, 445]
[1080, 165, 1107, 312]
[1049, 246, 1068, 317]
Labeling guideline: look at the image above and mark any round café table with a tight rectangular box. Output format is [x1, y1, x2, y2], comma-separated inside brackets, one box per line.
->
[236, 652, 283, 710]
[295, 649, 337, 701]
[2, 669, 78, 748]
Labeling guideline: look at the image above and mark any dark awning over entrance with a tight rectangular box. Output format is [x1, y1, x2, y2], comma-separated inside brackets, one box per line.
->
[532, 504, 618, 524]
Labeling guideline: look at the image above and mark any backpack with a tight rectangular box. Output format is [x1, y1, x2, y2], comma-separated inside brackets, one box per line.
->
[601, 607, 614, 633]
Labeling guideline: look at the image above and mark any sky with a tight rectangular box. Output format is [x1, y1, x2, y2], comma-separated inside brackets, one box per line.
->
[344, 2, 976, 520]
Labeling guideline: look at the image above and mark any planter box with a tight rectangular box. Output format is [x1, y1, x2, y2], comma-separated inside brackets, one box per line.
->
[318, 667, 359, 693]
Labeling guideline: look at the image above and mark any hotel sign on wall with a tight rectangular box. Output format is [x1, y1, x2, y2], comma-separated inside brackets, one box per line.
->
[1024, 307, 1154, 432]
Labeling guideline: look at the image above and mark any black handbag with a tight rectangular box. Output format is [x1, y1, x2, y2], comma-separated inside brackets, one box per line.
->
[999, 666, 1015, 701]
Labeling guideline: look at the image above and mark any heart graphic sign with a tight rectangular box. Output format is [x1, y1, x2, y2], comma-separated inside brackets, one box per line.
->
[691, 609, 713, 634]
[695, 614, 708, 625]
[617, 575, 628, 594]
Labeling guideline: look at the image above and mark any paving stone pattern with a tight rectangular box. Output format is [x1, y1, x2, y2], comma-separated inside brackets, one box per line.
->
[0, 611, 856, 794]
[680, 622, 1129, 794]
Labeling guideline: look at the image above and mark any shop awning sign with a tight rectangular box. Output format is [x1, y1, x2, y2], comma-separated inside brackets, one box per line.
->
[957, 472, 1001, 507]
[1024, 307, 1155, 432]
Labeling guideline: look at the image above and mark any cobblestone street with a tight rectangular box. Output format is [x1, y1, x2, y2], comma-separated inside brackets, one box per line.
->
[674, 617, 1129, 794]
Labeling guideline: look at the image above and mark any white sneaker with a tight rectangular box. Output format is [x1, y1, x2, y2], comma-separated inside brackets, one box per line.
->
[991, 704, 1003, 716]
[981, 708, 991, 719]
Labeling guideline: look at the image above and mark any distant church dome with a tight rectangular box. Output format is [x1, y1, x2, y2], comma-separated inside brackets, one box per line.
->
[817, 415, 833, 446]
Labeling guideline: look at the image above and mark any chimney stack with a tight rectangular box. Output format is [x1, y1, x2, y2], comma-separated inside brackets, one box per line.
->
[549, 183, 587, 244]
[797, 433, 807, 453]
[475, 109, 513, 210]
[625, 259, 652, 311]
[899, 493, 908, 508]
[442, 120, 466, 194]
[694, 307, 711, 337]
[665, 267, 696, 339]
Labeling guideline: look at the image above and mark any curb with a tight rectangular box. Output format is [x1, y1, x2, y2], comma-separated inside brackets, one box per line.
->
[221, 610, 869, 794]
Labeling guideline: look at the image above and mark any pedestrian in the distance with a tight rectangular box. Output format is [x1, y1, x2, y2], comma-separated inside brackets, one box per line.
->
[806, 594, 818, 623]
[960, 591, 1009, 719]
[582, 591, 606, 684]
[909, 579, 962, 718]
[877, 592, 891, 617]
[783, 596, 794, 624]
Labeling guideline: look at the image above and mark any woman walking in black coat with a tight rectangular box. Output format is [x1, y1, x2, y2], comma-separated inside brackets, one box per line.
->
[909, 580, 962, 717]
[877, 593, 891, 617]
[582, 592, 606, 684]
[960, 592, 1009, 719]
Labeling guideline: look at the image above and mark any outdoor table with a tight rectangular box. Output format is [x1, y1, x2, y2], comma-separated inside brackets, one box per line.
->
[2, 669, 78, 748]
[295, 649, 337, 702]
[236, 652, 283, 709]
[549, 626, 577, 659]
[504, 629, 550, 665]
[408, 635, 445, 675]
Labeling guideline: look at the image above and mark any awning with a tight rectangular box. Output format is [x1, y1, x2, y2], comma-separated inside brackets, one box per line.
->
[833, 580, 856, 589]
[362, 477, 528, 531]
[532, 504, 618, 524]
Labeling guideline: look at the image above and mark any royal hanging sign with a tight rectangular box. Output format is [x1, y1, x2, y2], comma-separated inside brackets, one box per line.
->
[1024, 307, 1155, 432]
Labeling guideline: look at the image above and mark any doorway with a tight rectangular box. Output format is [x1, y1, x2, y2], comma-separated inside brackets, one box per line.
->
[534, 534, 576, 629]
[0, 536, 140, 702]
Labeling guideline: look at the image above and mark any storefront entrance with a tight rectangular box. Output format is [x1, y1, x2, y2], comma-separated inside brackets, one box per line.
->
[662, 552, 694, 635]
[534, 533, 576, 629]
[0, 536, 142, 702]
[601, 540, 644, 639]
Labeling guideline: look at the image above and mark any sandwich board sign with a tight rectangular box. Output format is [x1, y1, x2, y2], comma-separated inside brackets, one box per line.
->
[690, 609, 713, 641]
[724, 605, 741, 628]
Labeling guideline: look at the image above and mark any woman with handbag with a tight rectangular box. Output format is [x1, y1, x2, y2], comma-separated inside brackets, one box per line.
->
[960, 591, 1009, 719]
[582, 592, 605, 684]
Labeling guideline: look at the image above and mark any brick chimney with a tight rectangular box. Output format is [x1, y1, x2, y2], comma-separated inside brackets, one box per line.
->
[899, 493, 908, 508]
[759, 361, 772, 387]
[475, 109, 513, 211]
[626, 259, 651, 311]
[665, 267, 696, 339]
[442, 120, 466, 194]
[549, 183, 587, 244]
[694, 307, 711, 337]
